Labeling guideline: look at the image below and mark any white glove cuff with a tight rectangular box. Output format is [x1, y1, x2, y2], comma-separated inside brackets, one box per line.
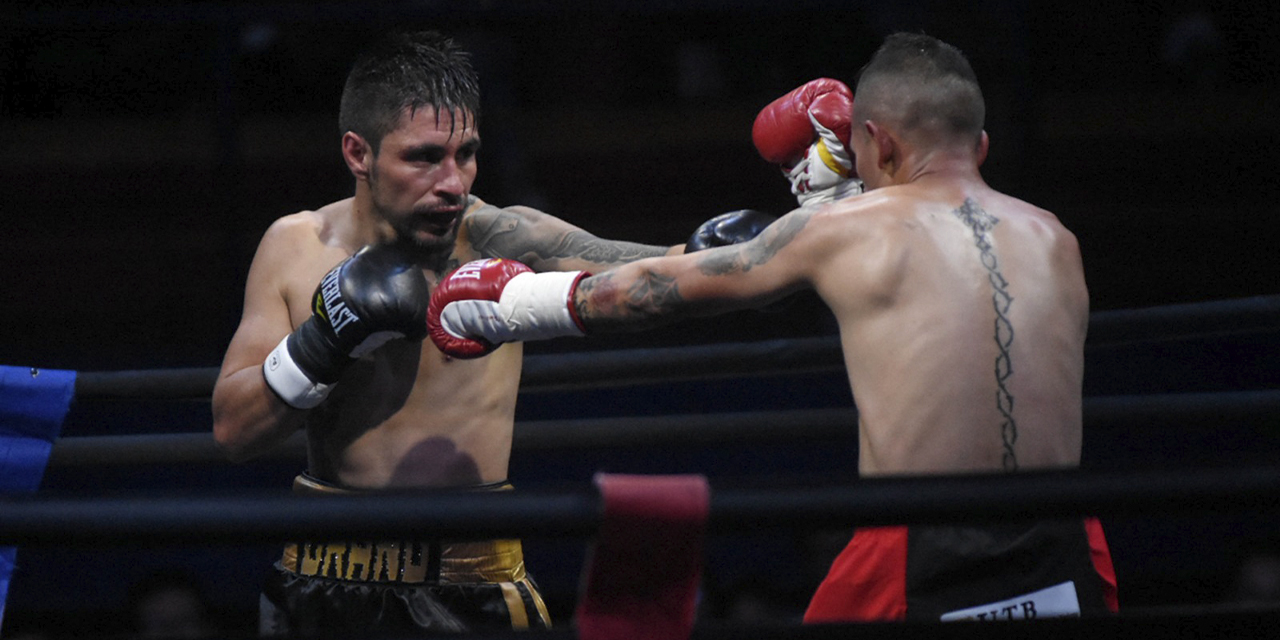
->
[263, 335, 333, 409]
[789, 136, 859, 208]
[499, 270, 588, 340]
[798, 176, 865, 208]
[808, 110, 853, 173]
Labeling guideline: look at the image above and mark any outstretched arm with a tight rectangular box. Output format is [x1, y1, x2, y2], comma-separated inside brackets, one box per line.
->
[428, 208, 822, 358]
[574, 209, 817, 332]
[463, 203, 679, 273]
[462, 201, 780, 274]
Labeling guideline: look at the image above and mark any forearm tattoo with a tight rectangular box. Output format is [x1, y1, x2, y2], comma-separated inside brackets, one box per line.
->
[575, 271, 682, 332]
[466, 208, 667, 267]
[695, 210, 812, 276]
[954, 198, 1019, 472]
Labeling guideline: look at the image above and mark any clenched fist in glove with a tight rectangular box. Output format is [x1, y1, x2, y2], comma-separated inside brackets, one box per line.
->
[752, 78, 862, 208]
[685, 209, 777, 253]
[263, 242, 430, 408]
[428, 259, 589, 359]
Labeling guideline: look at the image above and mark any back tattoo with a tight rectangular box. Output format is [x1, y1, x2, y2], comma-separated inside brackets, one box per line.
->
[953, 198, 1019, 471]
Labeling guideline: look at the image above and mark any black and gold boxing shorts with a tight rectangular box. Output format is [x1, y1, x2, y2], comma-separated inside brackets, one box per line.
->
[259, 474, 551, 636]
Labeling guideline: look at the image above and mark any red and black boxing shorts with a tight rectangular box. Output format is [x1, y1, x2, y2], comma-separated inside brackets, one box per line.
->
[805, 517, 1118, 623]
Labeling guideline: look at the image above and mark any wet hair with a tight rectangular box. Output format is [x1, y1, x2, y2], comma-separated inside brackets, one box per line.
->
[338, 30, 481, 153]
[854, 32, 985, 147]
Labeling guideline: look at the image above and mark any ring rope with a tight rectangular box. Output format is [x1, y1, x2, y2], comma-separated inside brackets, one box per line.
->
[1086, 293, 1280, 346]
[68, 294, 1280, 400]
[206, 608, 1279, 639]
[46, 390, 1280, 468]
[3, 465, 1279, 546]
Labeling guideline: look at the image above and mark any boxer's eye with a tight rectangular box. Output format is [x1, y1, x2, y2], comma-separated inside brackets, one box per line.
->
[404, 145, 447, 164]
[457, 140, 481, 163]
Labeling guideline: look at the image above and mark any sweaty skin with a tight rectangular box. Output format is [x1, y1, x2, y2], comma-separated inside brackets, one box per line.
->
[574, 139, 1088, 477]
[212, 106, 675, 489]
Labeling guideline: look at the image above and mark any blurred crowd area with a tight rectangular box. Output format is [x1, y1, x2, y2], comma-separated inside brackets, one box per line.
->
[1, 3, 1279, 636]
[3, 1, 1278, 368]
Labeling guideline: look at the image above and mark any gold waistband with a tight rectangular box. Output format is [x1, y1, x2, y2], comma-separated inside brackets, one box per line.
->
[281, 537, 527, 584]
[280, 474, 526, 584]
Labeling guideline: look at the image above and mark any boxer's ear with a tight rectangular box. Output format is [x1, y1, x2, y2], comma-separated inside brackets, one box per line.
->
[976, 130, 990, 167]
[342, 132, 372, 180]
[866, 120, 895, 173]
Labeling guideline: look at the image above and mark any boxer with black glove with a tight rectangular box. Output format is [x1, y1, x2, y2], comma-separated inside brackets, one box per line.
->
[753, 78, 862, 208]
[263, 242, 431, 408]
[684, 209, 777, 253]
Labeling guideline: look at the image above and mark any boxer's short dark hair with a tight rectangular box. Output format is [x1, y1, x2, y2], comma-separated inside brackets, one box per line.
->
[339, 30, 482, 152]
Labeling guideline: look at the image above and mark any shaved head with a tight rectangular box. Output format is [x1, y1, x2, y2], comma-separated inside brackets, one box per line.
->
[853, 33, 985, 149]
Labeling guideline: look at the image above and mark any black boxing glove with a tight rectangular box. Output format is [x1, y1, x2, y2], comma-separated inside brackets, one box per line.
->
[685, 209, 778, 253]
[263, 242, 430, 409]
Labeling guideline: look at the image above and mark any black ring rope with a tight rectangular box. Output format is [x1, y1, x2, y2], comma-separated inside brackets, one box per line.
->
[1086, 293, 1280, 346]
[46, 407, 853, 467]
[156, 608, 1280, 639]
[46, 390, 1280, 468]
[70, 337, 844, 400]
[686, 609, 1280, 640]
[72, 366, 219, 401]
[2, 465, 1278, 546]
[68, 294, 1280, 400]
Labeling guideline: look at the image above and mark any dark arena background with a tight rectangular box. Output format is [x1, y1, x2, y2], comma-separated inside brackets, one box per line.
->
[2, 1, 1279, 638]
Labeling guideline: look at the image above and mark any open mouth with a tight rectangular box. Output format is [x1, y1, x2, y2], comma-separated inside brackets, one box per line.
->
[426, 215, 456, 236]
[417, 209, 460, 238]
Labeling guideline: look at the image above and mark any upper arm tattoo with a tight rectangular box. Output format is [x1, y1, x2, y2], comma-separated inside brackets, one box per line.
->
[694, 210, 813, 276]
[538, 230, 670, 266]
[465, 206, 667, 268]
[954, 197, 1018, 472]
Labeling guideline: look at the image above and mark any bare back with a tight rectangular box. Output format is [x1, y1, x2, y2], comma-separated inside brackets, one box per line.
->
[812, 181, 1089, 476]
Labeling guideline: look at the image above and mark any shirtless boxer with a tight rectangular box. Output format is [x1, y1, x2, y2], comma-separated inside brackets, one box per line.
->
[429, 33, 1119, 622]
[211, 30, 770, 636]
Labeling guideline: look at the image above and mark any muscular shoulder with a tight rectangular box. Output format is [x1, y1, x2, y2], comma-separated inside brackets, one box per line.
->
[801, 192, 923, 302]
[263, 209, 320, 242]
[1018, 201, 1086, 294]
[250, 205, 350, 291]
[257, 210, 327, 265]
[990, 194, 1081, 259]
[460, 199, 523, 246]
[460, 198, 558, 247]
[1029, 204, 1078, 250]
[807, 191, 918, 259]
[260, 198, 360, 253]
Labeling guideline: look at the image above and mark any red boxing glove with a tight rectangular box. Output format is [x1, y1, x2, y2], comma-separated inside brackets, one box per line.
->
[752, 78, 861, 207]
[427, 259, 589, 359]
